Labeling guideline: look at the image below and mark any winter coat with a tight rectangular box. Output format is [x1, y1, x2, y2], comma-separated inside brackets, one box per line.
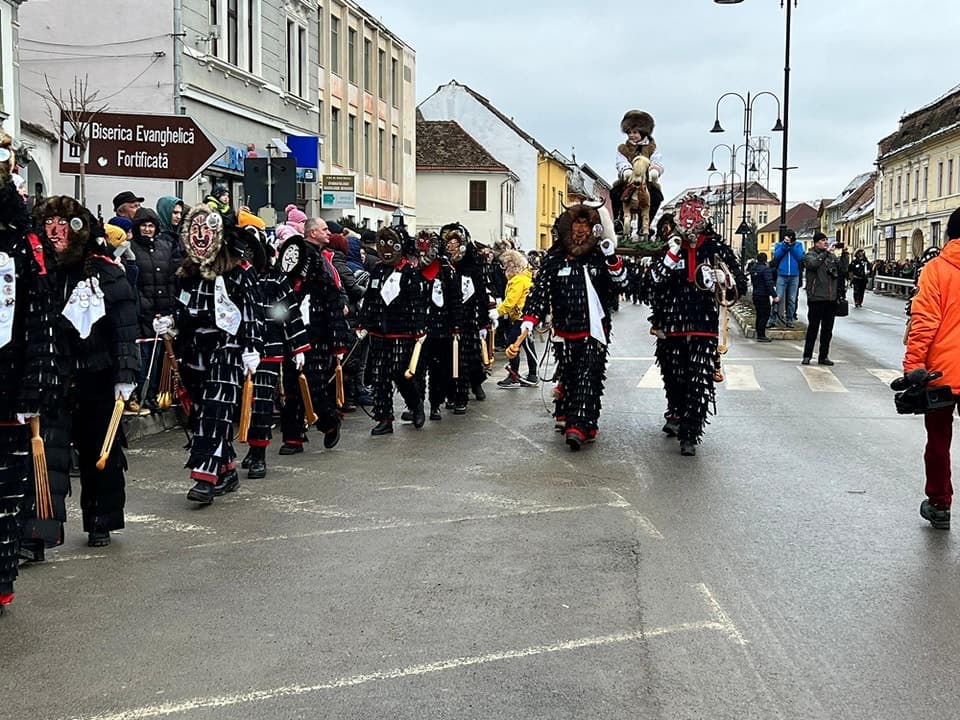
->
[804, 248, 849, 303]
[130, 209, 178, 337]
[904, 240, 960, 393]
[497, 270, 533, 321]
[750, 262, 776, 298]
[771, 239, 805, 277]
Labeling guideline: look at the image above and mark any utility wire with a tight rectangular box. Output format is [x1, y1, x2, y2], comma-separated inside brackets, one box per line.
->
[21, 34, 169, 47]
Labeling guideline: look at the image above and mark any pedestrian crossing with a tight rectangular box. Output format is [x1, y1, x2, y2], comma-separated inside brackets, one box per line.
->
[629, 360, 900, 393]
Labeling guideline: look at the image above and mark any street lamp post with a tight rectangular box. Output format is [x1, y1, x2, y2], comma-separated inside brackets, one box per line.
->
[710, 91, 782, 257]
[391, 206, 406, 228]
[714, 0, 796, 242]
[707, 170, 742, 244]
[707, 144, 749, 246]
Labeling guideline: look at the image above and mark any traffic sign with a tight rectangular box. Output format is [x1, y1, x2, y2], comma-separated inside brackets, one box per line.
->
[321, 174, 356, 210]
[59, 111, 225, 181]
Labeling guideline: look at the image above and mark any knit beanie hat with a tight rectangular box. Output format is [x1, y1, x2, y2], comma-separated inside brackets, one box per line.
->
[947, 206, 960, 240]
[284, 204, 307, 225]
[274, 224, 298, 243]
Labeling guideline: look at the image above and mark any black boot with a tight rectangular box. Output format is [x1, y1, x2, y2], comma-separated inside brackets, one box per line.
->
[214, 469, 240, 496]
[323, 419, 342, 449]
[187, 480, 215, 504]
[429, 405, 442, 421]
[413, 403, 426, 428]
[247, 446, 267, 479]
[472, 384, 486, 401]
[680, 441, 697, 456]
[240, 448, 253, 469]
[87, 531, 110, 548]
[371, 421, 394, 436]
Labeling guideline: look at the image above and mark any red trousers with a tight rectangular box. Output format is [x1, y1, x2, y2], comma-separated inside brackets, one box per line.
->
[923, 401, 958, 508]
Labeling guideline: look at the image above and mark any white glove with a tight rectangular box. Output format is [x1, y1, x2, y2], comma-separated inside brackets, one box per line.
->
[152, 315, 174, 335]
[490, 316, 498, 331]
[619, 168, 632, 182]
[599, 237, 616, 257]
[649, 167, 661, 183]
[479, 328, 488, 341]
[16, 412, 39, 425]
[640, 256, 653, 268]
[488, 307, 499, 324]
[115, 383, 135, 401]
[293, 352, 305, 371]
[699, 266, 716, 290]
[242, 350, 261, 375]
[663, 239, 683, 270]
[356, 328, 368, 339]
[520, 320, 535, 335]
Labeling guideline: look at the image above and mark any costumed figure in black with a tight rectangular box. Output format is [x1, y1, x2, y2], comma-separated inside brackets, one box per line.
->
[612, 110, 664, 240]
[0, 137, 60, 607]
[276, 231, 347, 454]
[358, 225, 429, 435]
[237, 212, 311, 478]
[442, 223, 491, 414]
[416, 229, 457, 421]
[173, 205, 264, 504]
[519, 203, 627, 451]
[646, 195, 747, 456]
[39, 195, 140, 547]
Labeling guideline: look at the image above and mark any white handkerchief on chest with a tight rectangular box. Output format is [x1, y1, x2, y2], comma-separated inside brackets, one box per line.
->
[461, 275, 475, 302]
[431, 278, 444, 307]
[62, 276, 106, 340]
[0, 252, 15, 349]
[381, 270, 402, 305]
[214, 275, 241, 336]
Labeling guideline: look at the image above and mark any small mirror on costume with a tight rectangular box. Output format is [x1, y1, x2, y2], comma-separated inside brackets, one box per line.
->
[206, 213, 222, 230]
[70, 218, 84, 231]
[0, 149, 10, 163]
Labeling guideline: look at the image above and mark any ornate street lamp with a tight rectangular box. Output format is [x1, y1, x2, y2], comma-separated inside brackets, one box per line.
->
[391, 206, 406, 228]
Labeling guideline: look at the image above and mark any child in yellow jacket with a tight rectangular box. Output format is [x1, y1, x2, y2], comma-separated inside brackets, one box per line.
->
[496, 250, 538, 387]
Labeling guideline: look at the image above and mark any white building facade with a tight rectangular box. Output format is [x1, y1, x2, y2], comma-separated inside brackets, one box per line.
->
[0, 0, 24, 135]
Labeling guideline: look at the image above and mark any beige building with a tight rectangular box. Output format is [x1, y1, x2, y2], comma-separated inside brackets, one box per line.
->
[835, 183, 876, 257]
[318, 0, 416, 229]
[876, 84, 960, 260]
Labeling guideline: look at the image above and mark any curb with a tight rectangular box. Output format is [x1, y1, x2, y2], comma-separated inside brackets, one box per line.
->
[122, 409, 181, 444]
[729, 301, 807, 341]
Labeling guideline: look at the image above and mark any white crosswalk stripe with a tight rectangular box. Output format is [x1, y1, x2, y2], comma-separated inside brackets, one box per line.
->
[719, 364, 762, 391]
[637, 364, 663, 388]
[867, 368, 902, 386]
[798, 365, 847, 392]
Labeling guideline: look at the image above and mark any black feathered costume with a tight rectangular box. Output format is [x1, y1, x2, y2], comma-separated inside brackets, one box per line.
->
[521, 204, 627, 449]
[0, 178, 60, 605]
[646, 196, 747, 451]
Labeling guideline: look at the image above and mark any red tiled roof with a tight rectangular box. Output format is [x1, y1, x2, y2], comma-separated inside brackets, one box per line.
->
[416, 120, 510, 172]
[878, 84, 960, 159]
[757, 201, 819, 234]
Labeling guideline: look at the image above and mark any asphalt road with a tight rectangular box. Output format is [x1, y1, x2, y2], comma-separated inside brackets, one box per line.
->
[3, 288, 955, 720]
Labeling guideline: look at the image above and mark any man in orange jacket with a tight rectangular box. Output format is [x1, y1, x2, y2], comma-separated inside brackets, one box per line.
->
[904, 206, 960, 529]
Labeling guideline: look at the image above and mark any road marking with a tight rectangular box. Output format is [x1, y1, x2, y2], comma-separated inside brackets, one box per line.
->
[125, 513, 216, 535]
[637, 364, 662, 388]
[480, 414, 578, 472]
[249, 494, 361, 519]
[600, 489, 663, 540]
[798, 365, 847, 392]
[864, 307, 905, 321]
[68, 584, 743, 720]
[867, 368, 902, 386]
[720, 364, 761, 391]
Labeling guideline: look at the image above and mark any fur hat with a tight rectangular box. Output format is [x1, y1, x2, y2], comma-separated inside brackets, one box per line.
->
[621, 110, 655, 136]
[34, 195, 94, 267]
[499, 249, 528, 276]
[947, 206, 960, 241]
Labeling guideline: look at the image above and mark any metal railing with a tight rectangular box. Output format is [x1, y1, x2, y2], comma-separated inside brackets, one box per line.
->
[873, 275, 914, 293]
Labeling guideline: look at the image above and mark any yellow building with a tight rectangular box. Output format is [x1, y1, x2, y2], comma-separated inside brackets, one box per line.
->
[755, 202, 819, 258]
[876, 85, 960, 260]
[536, 152, 571, 249]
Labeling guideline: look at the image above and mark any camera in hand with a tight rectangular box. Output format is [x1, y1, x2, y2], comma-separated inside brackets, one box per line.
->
[891, 369, 954, 414]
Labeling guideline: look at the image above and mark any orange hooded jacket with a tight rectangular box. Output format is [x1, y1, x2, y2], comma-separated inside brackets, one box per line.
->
[904, 240, 960, 393]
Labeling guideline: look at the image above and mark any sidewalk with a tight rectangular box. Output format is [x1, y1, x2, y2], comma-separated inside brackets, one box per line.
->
[122, 409, 181, 444]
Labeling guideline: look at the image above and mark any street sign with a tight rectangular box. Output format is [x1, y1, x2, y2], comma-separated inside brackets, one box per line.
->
[321, 174, 356, 210]
[287, 135, 319, 184]
[59, 111, 224, 181]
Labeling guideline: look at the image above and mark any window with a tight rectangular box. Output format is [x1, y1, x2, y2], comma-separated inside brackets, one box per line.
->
[348, 28, 357, 84]
[896, 175, 902, 205]
[363, 121, 371, 173]
[949, 158, 955, 196]
[391, 58, 399, 106]
[378, 50, 386, 99]
[915, 169, 920, 201]
[923, 166, 929, 200]
[316, 8, 323, 67]
[348, 114, 356, 170]
[933, 221, 942, 247]
[378, 128, 385, 179]
[227, 0, 239, 65]
[209, 0, 219, 55]
[469, 181, 487, 211]
[364, 39, 372, 90]
[506, 183, 515, 215]
[759, 210, 768, 224]
[938, 162, 944, 197]
[391, 133, 398, 182]
[330, 16, 340, 74]
[318, 100, 324, 161]
[285, 20, 307, 97]
[331, 108, 340, 164]
[904, 171, 909, 203]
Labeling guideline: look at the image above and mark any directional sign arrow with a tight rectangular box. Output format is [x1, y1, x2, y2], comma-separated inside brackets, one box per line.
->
[59, 111, 225, 181]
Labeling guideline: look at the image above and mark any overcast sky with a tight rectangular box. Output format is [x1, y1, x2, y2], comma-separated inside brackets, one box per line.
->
[361, 0, 960, 206]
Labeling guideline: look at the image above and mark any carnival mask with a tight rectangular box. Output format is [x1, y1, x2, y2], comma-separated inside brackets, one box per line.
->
[181, 205, 224, 266]
[416, 231, 439, 265]
[35, 196, 90, 268]
[677, 196, 709, 240]
[45, 216, 71, 254]
[556, 204, 601, 257]
[377, 227, 404, 266]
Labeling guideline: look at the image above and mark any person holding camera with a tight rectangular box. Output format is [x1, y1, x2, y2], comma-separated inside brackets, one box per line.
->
[770, 228, 805, 327]
[801, 232, 849, 366]
[903, 207, 960, 529]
